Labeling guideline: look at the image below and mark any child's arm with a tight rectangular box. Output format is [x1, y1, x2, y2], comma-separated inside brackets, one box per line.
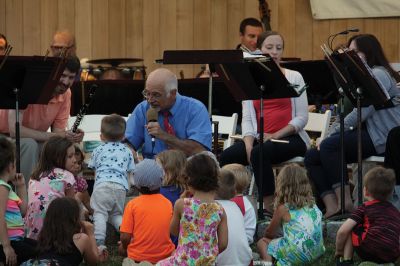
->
[65, 187, 76, 198]
[77, 191, 93, 215]
[0, 186, 17, 266]
[170, 199, 183, 236]
[335, 218, 357, 257]
[119, 232, 132, 256]
[217, 208, 228, 253]
[79, 221, 102, 265]
[264, 204, 289, 239]
[12, 173, 27, 216]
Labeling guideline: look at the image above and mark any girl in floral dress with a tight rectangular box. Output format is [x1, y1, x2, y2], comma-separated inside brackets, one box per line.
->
[157, 153, 228, 266]
[24, 136, 76, 240]
[256, 164, 325, 265]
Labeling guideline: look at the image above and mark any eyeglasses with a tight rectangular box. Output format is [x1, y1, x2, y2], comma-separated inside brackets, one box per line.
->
[142, 90, 163, 99]
[50, 45, 73, 50]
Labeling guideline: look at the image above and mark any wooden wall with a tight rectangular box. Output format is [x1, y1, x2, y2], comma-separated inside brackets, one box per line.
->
[1, 0, 400, 78]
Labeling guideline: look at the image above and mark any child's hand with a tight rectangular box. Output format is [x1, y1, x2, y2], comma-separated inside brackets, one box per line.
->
[3, 245, 17, 266]
[117, 241, 127, 256]
[11, 173, 25, 187]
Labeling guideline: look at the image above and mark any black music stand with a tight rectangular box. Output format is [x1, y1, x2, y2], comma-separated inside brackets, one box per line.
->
[216, 58, 303, 219]
[281, 60, 339, 106]
[0, 55, 65, 172]
[163, 50, 243, 115]
[324, 49, 391, 209]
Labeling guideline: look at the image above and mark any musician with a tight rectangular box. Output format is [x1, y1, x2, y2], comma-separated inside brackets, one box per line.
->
[220, 31, 310, 214]
[125, 68, 212, 158]
[50, 30, 76, 57]
[0, 33, 7, 56]
[0, 56, 84, 181]
[304, 34, 400, 218]
[237, 18, 263, 52]
[384, 126, 400, 209]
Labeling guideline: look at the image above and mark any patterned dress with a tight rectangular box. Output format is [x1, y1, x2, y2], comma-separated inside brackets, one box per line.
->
[24, 168, 75, 240]
[267, 204, 325, 265]
[157, 198, 224, 266]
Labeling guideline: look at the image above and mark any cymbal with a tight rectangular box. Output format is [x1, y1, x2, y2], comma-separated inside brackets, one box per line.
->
[87, 58, 143, 67]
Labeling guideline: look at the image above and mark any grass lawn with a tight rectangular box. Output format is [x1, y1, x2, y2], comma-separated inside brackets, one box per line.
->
[88, 240, 400, 266]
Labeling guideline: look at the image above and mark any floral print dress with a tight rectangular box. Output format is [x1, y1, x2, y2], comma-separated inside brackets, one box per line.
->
[24, 168, 75, 240]
[157, 198, 224, 266]
[267, 204, 325, 265]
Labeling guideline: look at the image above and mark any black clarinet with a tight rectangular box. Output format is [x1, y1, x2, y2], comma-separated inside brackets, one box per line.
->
[71, 84, 98, 133]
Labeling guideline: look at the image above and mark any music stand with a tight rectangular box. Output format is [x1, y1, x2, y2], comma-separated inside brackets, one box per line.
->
[162, 50, 243, 115]
[216, 58, 302, 219]
[281, 60, 339, 105]
[0, 55, 65, 172]
[323, 48, 391, 208]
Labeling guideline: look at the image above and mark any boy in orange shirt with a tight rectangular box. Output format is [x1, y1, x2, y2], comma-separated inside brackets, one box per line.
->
[119, 159, 175, 265]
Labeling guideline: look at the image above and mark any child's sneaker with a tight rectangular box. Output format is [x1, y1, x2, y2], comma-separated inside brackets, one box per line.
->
[336, 257, 353, 266]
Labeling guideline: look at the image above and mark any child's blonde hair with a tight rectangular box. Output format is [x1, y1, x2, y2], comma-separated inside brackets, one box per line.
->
[156, 150, 186, 188]
[274, 164, 315, 210]
[222, 163, 250, 194]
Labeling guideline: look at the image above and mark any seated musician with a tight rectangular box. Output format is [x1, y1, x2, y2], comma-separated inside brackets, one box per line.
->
[219, 31, 310, 214]
[0, 56, 84, 181]
[125, 68, 212, 158]
[304, 34, 400, 218]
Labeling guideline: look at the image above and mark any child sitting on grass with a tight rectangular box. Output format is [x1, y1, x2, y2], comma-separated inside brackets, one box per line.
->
[222, 163, 256, 244]
[336, 166, 400, 265]
[257, 164, 325, 265]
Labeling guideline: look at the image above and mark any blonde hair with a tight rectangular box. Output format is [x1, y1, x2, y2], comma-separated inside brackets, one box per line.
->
[274, 164, 315, 210]
[156, 150, 186, 188]
[222, 163, 250, 194]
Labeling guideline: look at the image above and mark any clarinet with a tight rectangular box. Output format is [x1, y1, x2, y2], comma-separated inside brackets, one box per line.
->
[71, 84, 98, 133]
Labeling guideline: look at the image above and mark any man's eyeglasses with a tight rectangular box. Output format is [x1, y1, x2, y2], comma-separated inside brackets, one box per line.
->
[142, 90, 163, 99]
[50, 45, 73, 50]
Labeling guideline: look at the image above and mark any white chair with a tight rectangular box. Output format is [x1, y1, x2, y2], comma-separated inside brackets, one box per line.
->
[212, 113, 238, 150]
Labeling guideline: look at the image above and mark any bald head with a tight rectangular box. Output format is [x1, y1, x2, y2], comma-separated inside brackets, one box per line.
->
[146, 68, 178, 95]
[51, 30, 76, 57]
[144, 68, 178, 110]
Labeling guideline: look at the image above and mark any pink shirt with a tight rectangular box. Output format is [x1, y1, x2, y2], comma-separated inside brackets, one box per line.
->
[0, 89, 71, 133]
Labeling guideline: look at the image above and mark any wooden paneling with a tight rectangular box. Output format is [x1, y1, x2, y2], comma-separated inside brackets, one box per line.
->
[75, 0, 92, 59]
[23, 0, 41, 55]
[0, 0, 399, 78]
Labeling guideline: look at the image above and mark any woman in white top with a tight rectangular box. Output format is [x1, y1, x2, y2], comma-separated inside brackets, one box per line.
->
[220, 31, 310, 214]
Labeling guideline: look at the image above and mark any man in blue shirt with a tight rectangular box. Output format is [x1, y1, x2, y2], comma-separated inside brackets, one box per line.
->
[125, 68, 212, 158]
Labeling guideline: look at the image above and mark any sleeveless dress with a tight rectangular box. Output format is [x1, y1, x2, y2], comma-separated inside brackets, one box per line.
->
[267, 204, 325, 265]
[157, 198, 224, 266]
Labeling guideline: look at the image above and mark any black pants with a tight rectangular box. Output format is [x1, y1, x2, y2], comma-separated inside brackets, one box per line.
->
[220, 134, 307, 196]
[0, 238, 37, 265]
[304, 128, 377, 197]
[384, 126, 400, 185]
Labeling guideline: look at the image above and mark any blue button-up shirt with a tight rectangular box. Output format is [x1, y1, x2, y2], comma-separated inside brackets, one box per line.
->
[125, 94, 212, 158]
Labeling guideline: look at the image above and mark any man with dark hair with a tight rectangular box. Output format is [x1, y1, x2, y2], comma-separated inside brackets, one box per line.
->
[237, 17, 263, 52]
[0, 33, 8, 56]
[0, 56, 84, 181]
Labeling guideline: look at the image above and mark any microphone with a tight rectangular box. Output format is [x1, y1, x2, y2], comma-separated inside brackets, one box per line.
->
[146, 107, 159, 148]
[328, 28, 359, 50]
